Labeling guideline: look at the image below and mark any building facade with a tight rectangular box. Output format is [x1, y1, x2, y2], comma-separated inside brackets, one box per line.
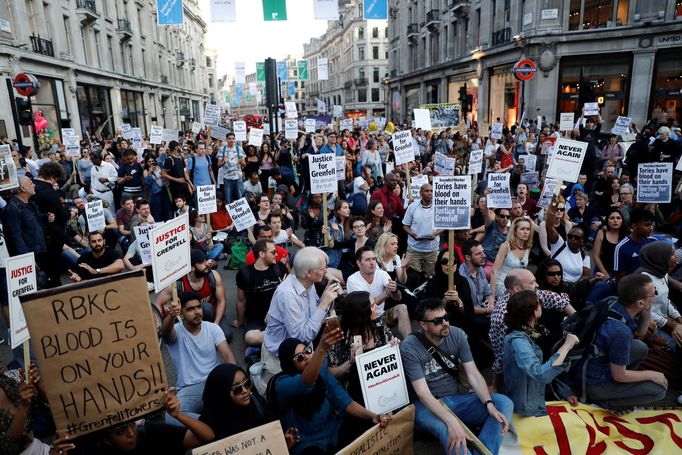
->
[387, 0, 682, 129]
[303, 0, 390, 118]
[0, 0, 218, 147]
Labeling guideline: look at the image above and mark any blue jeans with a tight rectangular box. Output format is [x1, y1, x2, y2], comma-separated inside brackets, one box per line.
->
[223, 178, 243, 203]
[207, 243, 224, 261]
[415, 393, 513, 455]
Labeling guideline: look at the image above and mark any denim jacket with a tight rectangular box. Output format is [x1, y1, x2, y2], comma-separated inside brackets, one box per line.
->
[503, 331, 567, 416]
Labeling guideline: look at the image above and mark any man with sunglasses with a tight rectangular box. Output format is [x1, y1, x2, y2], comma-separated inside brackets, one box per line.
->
[481, 203, 511, 278]
[401, 298, 512, 455]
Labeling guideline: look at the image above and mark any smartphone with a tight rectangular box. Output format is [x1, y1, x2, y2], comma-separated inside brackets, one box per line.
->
[325, 316, 341, 333]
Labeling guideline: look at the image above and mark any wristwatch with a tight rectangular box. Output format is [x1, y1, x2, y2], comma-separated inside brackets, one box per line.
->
[96, 268, 101, 274]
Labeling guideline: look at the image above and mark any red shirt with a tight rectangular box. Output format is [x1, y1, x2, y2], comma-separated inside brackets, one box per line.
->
[370, 186, 405, 219]
[245, 245, 289, 266]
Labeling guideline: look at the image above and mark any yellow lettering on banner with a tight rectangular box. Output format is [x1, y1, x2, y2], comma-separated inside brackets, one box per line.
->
[502, 401, 682, 454]
[336, 405, 415, 455]
[192, 420, 288, 455]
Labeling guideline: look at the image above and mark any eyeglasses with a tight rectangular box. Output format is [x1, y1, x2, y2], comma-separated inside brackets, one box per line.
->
[352, 224, 366, 229]
[545, 271, 562, 277]
[498, 214, 510, 219]
[567, 234, 584, 241]
[230, 378, 252, 395]
[422, 315, 449, 325]
[619, 192, 631, 196]
[293, 345, 314, 362]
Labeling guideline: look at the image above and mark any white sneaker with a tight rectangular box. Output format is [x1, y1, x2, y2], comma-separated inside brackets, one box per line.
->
[147, 282, 155, 292]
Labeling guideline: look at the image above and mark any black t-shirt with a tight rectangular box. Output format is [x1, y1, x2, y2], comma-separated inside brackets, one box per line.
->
[235, 263, 287, 323]
[117, 162, 144, 191]
[164, 154, 187, 197]
[76, 248, 122, 279]
[99, 423, 187, 455]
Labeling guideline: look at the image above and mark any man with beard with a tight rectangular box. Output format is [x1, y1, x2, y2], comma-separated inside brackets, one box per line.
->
[67, 231, 124, 282]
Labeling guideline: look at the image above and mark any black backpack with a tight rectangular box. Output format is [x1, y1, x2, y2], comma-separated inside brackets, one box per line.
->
[549, 297, 626, 402]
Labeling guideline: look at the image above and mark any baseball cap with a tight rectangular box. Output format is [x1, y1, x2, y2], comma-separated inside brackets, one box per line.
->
[190, 249, 208, 265]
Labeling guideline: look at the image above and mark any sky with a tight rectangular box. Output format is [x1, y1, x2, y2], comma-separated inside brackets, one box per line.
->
[198, 1, 330, 78]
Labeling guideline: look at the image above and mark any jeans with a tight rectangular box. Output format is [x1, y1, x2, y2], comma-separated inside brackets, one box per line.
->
[223, 178, 243, 203]
[207, 243, 224, 261]
[415, 393, 513, 455]
[201, 301, 233, 343]
[165, 380, 203, 426]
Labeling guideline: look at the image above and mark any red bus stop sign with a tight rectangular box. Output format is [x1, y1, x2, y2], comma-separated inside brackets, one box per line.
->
[512, 59, 537, 82]
[14, 73, 40, 97]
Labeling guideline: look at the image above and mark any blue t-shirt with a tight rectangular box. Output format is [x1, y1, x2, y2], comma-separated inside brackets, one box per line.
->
[482, 222, 507, 261]
[613, 236, 656, 274]
[187, 154, 213, 186]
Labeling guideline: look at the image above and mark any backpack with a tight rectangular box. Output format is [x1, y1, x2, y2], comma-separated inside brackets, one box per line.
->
[265, 371, 287, 416]
[549, 297, 626, 403]
[175, 270, 217, 296]
[238, 262, 287, 292]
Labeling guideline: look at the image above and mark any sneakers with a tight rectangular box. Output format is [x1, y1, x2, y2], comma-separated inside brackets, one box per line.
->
[147, 282, 155, 292]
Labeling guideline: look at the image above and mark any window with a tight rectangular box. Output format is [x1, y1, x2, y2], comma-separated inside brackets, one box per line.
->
[636, 0, 667, 18]
[107, 36, 114, 69]
[128, 45, 134, 76]
[358, 27, 364, 39]
[358, 46, 365, 59]
[358, 88, 367, 102]
[371, 88, 380, 102]
[570, 0, 628, 30]
[80, 27, 89, 65]
[373, 67, 380, 83]
[94, 30, 101, 68]
[385, 27, 388, 37]
[63, 16, 71, 54]
[359, 67, 366, 79]
[141, 49, 146, 78]
[372, 27, 379, 38]
[677, 0, 682, 17]
[373, 46, 379, 59]
[102, 0, 108, 16]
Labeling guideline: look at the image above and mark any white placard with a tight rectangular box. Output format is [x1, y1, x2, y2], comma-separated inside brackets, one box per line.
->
[541, 8, 558, 19]
[355, 344, 409, 415]
[285, 119, 298, 140]
[433, 175, 471, 230]
[559, 113, 575, 131]
[131, 127, 142, 150]
[523, 154, 537, 172]
[340, 118, 353, 131]
[7, 252, 36, 348]
[191, 122, 202, 134]
[121, 123, 133, 139]
[210, 125, 229, 140]
[490, 123, 503, 140]
[487, 173, 512, 208]
[413, 109, 432, 131]
[263, 123, 271, 135]
[313, 0, 339, 20]
[433, 152, 455, 176]
[85, 199, 106, 232]
[677, 159, 682, 172]
[305, 118, 317, 133]
[285, 101, 298, 119]
[150, 212, 191, 291]
[537, 178, 560, 209]
[209, 0, 235, 22]
[546, 138, 588, 183]
[197, 185, 217, 214]
[233, 121, 247, 141]
[468, 149, 483, 174]
[226, 197, 258, 232]
[393, 130, 416, 165]
[520, 171, 539, 190]
[65, 137, 81, 158]
[309, 154, 337, 194]
[583, 102, 599, 116]
[333, 105, 343, 118]
[318, 57, 328, 81]
[523, 12, 533, 25]
[162, 128, 179, 142]
[249, 128, 264, 147]
[204, 104, 221, 127]
[0, 145, 18, 191]
[317, 98, 327, 113]
[234, 62, 246, 85]
[61, 128, 76, 140]
[336, 156, 346, 181]
[611, 116, 631, 136]
[410, 174, 429, 201]
[133, 223, 159, 265]
[637, 163, 673, 204]
[149, 125, 163, 144]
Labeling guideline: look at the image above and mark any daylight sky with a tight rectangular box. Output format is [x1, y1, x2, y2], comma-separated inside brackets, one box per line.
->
[198, 1, 330, 78]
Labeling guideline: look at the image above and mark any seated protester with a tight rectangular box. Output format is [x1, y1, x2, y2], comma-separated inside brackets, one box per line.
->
[346, 246, 411, 339]
[161, 291, 237, 420]
[174, 195, 190, 218]
[200, 364, 298, 446]
[235, 239, 288, 349]
[273, 335, 392, 455]
[348, 176, 370, 216]
[301, 193, 325, 247]
[490, 269, 575, 391]
[328, 216, 376, 281]
[503, 291, 580, 416]
[74, 197, 118, 248]
[583, 275, 668, 410]
[122, 238, 154, 291]
[490, 216, 534, 297]
[592, 208, 628, 279]
[68, 232, 124, 282]
[115, 196, 136, 245]
[400, 298, 512, 455]
[481, 206, 511, 278]
[90, 390, 214, 455]
[243, 171, 263, 202]
[375, 233, 409, 285]
[636, 242, 682, 354]
[189, 210, 223, 264]
[567, 191, 601, 248]
[269, 211, 304, 249]
[271, 191, 295, 229]
[545, 197, 590, 284]
[129, 198, 155, 244]
[458, 240, 495, 316]
[537, 194, 573, 258]
[156, 249, 232, 343]
[535, 259, 609, 312]
[614, 208, 657, 280]
[245, 225, 290, 269]
[209, 195, 235, 232]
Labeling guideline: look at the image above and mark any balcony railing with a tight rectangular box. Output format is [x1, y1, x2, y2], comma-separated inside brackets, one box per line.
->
[30, 34, 54, 57]
[407, 23, 419, 36]
[426, 9, 440, 25]
[491, 27, 512, 46]
[76, 0, 98, 21]
[117, 19, 132, 37]
[354, 78, 368, 86]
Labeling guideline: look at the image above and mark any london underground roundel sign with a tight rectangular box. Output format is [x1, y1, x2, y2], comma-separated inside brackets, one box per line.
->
[13, 73, 40, 97]
[512, 59, 537, 82]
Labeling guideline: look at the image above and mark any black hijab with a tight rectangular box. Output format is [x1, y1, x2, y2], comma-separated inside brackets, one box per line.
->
[278, 338, 327, 419]
[636, 241, 673, 279]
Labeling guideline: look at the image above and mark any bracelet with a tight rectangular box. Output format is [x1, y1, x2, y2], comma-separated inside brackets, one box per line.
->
[483, 399, 495, 408]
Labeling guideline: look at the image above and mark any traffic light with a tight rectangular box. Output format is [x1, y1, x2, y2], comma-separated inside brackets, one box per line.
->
[16, 97, 33, 126]
[463, 94, 474, 114]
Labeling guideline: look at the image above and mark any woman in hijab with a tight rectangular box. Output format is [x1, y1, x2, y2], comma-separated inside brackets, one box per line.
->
[273, 330, 391, 455]
[636, 241, 682, 355]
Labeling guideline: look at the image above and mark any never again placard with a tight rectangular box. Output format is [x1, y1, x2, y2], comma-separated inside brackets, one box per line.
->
[355, 344, 409, 415]
[433, 176, 471, 229]
[546, 138, 588, 183]
[20, 271, 167, 438]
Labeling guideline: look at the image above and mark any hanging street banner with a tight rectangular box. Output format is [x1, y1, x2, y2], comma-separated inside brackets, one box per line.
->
[393, 130, 416, 165]
[297, 60, 309, 81]
[276, 61, 288, 81]
[363, 0, 388, 20]
[209, 0, 236, 22]
[157, 0, 184, 25]
[263, 0, 287, 21]
[433, 175, 471, 229]
[256, 62, 265, 82]
[150, 212, 191, 291]
[487, 173, 513, 208]
[418, 103, 461, 131]
[6, 252, 35, 349]
[546, 138, 588, 183]
[309, 154, 337, 194]
[234, 62, 246, 85]
[355, 344, 409, 414]
[318, 57, 329, 81]
[197, 185, 217, 215]
[637, 163, 673, 203]
[313, 0, 340, 20]
[226, 197, 258, 232]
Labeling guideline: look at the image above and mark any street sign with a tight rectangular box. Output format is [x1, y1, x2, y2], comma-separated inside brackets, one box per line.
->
[512, 59, 537, 82]
[13, 73, 40, 97]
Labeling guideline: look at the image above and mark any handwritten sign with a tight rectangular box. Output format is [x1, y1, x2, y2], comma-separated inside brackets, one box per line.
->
[150, 212, 191, 291]
[468, 149, 483, 174]
[197, 185, 217, 215]
[85, 200, 106, 232]
[393, 130, 416, 165]
[7, 253, 35, 348]
[226, 197, 257, 232]
[249, 128, 264, 148]
[133, 223, 159, 265]
[309, 154, 337, 194]
[637, 163, 673, 203]
[433, 176, 471, 230]
[149, 125, 163, 145]
[192, 420, 288, 455]
[487, 173, 512, 208]
[204, 104, 220, 127]
[546, 138, 588, 183]
[537, 178, 560, 209]
[337, 405, 415, 455]
[0, 144, 19, 190]
[20, 272, 167, 438]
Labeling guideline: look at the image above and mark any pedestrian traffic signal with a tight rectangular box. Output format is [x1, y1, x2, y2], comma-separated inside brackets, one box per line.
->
[15, 97, 33, 126]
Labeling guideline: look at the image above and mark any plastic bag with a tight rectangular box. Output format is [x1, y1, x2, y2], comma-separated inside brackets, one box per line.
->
[228, 241, 248, 270]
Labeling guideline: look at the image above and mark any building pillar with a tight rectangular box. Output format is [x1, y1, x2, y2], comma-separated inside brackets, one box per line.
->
[419, 80, 426, 105]
[400, 84, 406, 121]
[477, 64, 490, 123]
[533, 66, 560, 127]
[629, 50, 656, 128]
[441, 76, 449, 103]
[111, 83, 122, 131]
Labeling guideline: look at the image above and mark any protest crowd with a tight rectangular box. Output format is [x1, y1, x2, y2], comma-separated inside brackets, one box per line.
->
[0, 104, 682, 455]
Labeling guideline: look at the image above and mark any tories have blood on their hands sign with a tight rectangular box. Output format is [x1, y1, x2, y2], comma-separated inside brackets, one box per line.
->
[150, 212, 191, 291]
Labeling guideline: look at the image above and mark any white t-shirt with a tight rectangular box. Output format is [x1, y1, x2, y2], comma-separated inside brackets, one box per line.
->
[166, 321, 225, 389]
[346, 269, 391, 315]
[273, 229, 289, 246]
[550, 237, 590, 283]
[403, 201, 438, 252]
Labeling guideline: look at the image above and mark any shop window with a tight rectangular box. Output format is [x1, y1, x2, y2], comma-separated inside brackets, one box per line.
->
[650, 54, 682, 126]
[636, 0, 667, 19]
[569, 0, 628, 30]
[583, 0, 614, 29]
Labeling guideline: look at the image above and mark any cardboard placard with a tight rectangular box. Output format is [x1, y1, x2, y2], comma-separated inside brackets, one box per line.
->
[7, 252, 35, 348]
[133, 223, 159, 265]
[226, 197, 257, 232]
[285, 119, 298, 140]
[20, 272, 167, 438]
[537, 178, 560, 209]
[192, 420, 288, 455]
[233, 121, 247, 141]
[197, 185, 217, 215]
[304, 118, 317, 133]
[204, 104, 220, 127]
[433, 175, 471, 229]
[337, 405, 415, 455]
[333, 105, 343, 118]
[410, 174, 429, 201]
[0, 144, 19, 191]
[583, 102, 599, 116]
[392, 130, 416, 165]
[546, 138, 588, 183]
[149, 125, 163, 145]
[309, 154, 337, 194]
[559, 113, 575, 131]
[468, 149, 483, 175]
[355, 344, 409, 414]
[336, 156, 346, 181]
[85, 200, 106, 232]
[490, 123, 503, 140]
[637, 163, 673, 203]
[487, 173, 512, 208]
[433, 152, 455, 176]
[150, 212, 191, 291]
[413, 108, 432, 131]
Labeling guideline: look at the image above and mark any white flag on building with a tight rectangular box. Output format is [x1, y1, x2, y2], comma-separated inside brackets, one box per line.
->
[318, 57, 329, 81]
[235, 62, 246, 85]
[209, 0, 236, 22]
[313, 0, 339, 20]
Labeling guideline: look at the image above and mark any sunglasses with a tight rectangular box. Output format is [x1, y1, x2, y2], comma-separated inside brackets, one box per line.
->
[567, 234, 584, 241]
[293, 345, 314, 362]
[422, 315, 449, 325]
[545, 271, 562, 277]
[498, 214, 510, 219]
[439, 258, 452, 265]
[556, 207, 566, 212]
[230, 378, 252, 395]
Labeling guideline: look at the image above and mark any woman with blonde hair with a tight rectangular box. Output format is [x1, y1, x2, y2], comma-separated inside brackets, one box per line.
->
[374, 232, 409, 285]
[490, 217, 534, 296]
[538, 194, 572, 257]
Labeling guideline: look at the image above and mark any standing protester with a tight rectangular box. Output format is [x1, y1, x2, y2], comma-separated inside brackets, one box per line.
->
[163, 140, 194, 202]
[89, 151, 118, 209]
[403, 183, 441, 280]
[117, 149, 145, 202]
[217, 133, 246, 203]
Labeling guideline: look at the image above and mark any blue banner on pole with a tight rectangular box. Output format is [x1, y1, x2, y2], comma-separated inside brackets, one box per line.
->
[157, 0, 184, 25]
[288, 81, 295, 98]
[277, 61, 288, 81]
[363, 0, 388, 20]
[235, 84, 243, 103]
